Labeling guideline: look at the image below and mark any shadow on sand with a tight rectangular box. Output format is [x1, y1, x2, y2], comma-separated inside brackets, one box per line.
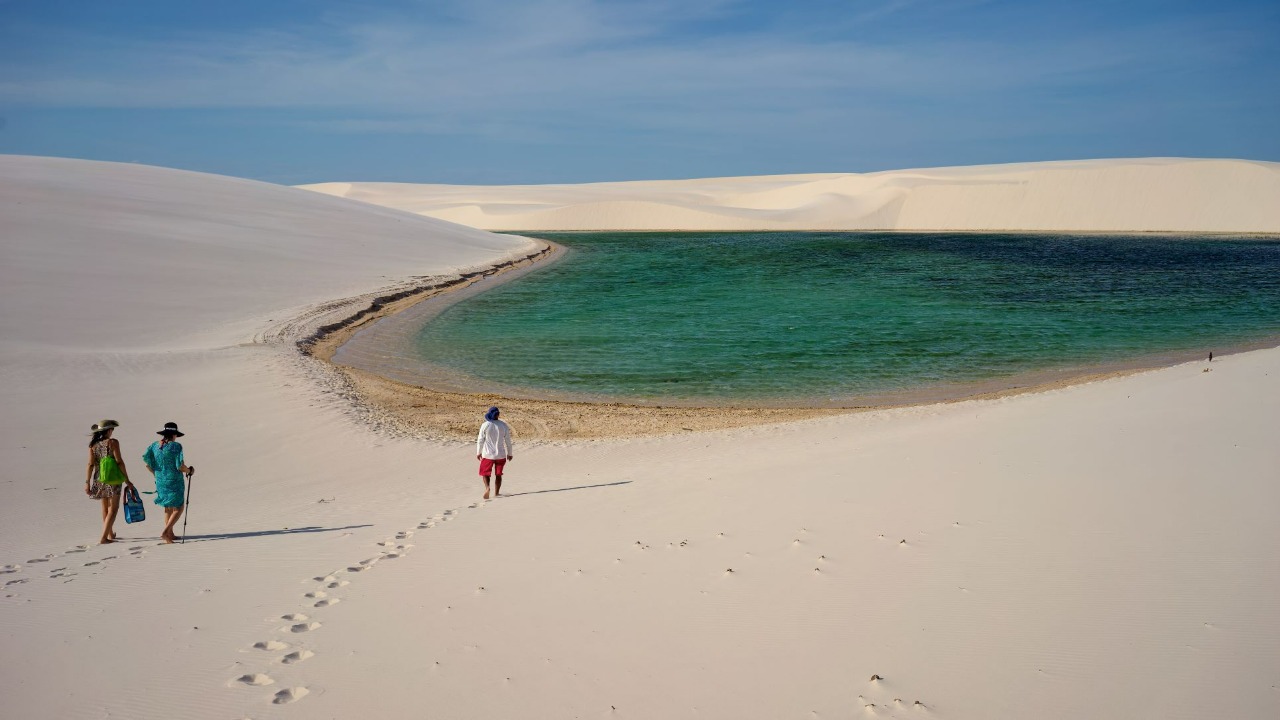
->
[181, 524, 373, 543]
[503, 481, 632, 498]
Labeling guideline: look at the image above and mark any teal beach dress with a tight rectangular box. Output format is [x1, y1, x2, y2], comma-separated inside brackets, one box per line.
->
[143, 440, 186, 507]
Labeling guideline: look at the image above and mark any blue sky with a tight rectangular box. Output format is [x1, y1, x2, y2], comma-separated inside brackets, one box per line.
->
[1, 0, 1277, 184]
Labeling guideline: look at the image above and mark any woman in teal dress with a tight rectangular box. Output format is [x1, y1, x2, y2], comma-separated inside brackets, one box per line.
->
[142, 422, 194, 544]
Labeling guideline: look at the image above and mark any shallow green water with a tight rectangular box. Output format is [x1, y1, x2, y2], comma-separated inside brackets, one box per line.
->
[412, 233, 1280, 402]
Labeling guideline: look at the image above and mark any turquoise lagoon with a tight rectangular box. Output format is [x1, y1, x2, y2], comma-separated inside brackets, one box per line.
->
[405, 233, 1280, 405]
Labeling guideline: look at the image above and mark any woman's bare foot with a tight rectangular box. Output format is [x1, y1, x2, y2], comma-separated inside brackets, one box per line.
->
[161, 536, 175, 544]
[98, 538, 115, 544]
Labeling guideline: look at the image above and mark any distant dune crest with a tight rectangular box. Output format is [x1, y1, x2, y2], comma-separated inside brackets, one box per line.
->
[302, 158, 1280, 233]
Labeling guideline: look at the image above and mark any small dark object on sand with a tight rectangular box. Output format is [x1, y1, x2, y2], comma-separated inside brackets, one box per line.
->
[870, 674, 883, 681]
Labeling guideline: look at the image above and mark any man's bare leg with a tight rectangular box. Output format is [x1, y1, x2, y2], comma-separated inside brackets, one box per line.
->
[494, 474, 502, 497]
[482, 475, 491, 500]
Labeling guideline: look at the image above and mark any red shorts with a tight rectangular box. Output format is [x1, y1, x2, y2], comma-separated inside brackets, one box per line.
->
[479, 458, 507, 477]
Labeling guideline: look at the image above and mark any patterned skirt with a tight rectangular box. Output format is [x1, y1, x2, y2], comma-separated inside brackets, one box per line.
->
[88, 477, 122, 499]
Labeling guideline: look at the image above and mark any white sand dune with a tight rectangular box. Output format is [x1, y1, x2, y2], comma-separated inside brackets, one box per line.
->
[303, 157, 1280, 233]
[2, 155, 1278, 719]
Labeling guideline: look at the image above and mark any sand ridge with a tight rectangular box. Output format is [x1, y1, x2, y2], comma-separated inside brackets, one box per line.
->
[302, 157, 1280, 234]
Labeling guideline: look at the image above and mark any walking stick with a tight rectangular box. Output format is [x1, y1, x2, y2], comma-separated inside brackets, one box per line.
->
[180, 468, 194, 544]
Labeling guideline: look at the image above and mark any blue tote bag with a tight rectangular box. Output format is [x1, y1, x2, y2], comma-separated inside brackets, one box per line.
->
[122, 485, 146, 524]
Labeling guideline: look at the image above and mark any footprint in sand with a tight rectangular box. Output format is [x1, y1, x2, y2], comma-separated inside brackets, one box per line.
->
[5, 578, 28, 585]
[272, 687, 309, 704]
[253, 640, 288, 651]
[417, 521, 433, 529]
[314, 575, 338, 583]
[304, 590, 327, 600]
[50, 572, 76, 579]
[0, 565, 20, 574]
[326, 580, 350, 589]
[65, 546, 88, 554]
[287, 622, 321, 633]
[346, 565, 369, 573]
[394, 531, 412, 540]
[27, 558, 50, 564]
[358, 557, 380, 566]
[313, 598, 340, 608]
[280, 613, 308, 621]
[233, 673, 275, 687]
[381, 553, 401, 560]
[281, 650, 315, 665]
[83, 561, 100, 567]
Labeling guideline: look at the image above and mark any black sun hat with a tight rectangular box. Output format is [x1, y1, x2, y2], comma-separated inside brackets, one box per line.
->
[156, 422, 185, 437]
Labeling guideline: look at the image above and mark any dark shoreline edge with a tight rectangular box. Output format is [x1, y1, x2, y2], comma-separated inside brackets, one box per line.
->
[298, 242, 557, 355]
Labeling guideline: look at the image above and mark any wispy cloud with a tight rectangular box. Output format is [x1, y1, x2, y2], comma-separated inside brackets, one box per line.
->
[4, 0, 1260, 113]
[1, 0, 1276, 180]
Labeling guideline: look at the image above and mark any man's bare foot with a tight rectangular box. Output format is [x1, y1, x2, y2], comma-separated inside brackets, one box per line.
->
[161, 536, 175, 544]
[482, 490, 490, 500]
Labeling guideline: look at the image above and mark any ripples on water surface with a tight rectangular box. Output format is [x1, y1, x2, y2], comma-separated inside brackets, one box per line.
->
[411, 233, 1280, 403]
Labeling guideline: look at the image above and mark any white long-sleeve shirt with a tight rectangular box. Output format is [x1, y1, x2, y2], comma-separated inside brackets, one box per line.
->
[476, 419, 513, 459]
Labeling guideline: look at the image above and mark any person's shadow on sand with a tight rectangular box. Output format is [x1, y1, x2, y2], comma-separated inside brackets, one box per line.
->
[182, 524, 373, 543]
[502, 481, 631, 498]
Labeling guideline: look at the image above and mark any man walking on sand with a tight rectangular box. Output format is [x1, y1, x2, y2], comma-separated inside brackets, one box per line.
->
[476, 406, 513, 499]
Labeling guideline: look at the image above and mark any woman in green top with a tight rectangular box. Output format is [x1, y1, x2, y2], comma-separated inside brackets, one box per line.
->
[85, 419, 135, 544]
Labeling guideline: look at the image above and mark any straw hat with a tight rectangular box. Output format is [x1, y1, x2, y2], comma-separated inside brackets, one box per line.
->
[97, 419, 120, 431]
